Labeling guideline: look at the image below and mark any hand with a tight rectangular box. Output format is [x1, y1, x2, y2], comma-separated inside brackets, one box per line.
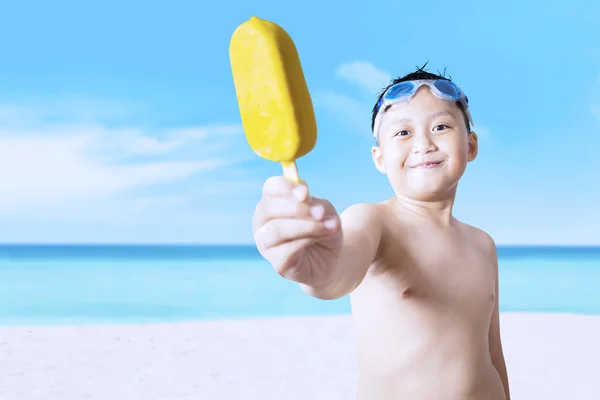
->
[252, 176, 343, 287]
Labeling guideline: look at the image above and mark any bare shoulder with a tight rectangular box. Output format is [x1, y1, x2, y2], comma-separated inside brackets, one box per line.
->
[339, 202, 387, 265]
[459, 221, 498, 260]
[340, 202, 386, 232]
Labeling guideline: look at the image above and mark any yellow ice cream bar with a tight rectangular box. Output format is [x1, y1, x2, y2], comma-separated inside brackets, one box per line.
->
[229, 16, 317, 183]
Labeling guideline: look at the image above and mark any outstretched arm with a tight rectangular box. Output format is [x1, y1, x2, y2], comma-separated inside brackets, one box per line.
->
[300, 203, 383, 300]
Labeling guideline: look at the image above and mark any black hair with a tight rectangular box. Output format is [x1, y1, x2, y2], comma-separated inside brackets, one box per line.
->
[370, 62, 471, 134]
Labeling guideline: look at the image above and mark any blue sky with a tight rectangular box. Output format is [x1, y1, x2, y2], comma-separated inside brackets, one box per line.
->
[0, 0, 598, 244]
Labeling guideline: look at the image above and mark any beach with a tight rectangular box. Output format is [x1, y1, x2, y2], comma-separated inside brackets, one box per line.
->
[1, 312, 599, 399]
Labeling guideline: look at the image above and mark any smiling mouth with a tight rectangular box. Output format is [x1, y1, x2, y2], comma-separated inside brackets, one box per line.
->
[410, 160, 445, 169]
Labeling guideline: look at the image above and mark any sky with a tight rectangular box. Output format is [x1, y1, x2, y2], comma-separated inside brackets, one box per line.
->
[0, 0, 598, 245]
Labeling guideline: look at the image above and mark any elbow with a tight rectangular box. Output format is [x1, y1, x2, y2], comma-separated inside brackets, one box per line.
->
[298, 282, 348, 300]
[296, 254, 369, 301]
[300, 284, 347, 300]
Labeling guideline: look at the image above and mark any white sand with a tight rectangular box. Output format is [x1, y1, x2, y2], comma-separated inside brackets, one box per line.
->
[1, 313, 599, 399]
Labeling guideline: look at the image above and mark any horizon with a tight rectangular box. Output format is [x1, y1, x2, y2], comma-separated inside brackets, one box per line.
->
[1, 243, 599, 249]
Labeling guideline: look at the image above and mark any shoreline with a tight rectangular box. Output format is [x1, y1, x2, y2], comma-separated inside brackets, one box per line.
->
[2, 312, 599, 399]
[1, 310, 598, 328]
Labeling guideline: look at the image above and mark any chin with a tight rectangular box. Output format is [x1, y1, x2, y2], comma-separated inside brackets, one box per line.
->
[388, 173, 460, 201]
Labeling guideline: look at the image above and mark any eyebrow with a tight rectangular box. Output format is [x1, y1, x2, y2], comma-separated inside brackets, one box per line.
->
[428, 110, 455, 120]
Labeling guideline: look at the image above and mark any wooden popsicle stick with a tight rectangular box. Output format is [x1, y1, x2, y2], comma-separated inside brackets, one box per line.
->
[281, 160, 306, 186]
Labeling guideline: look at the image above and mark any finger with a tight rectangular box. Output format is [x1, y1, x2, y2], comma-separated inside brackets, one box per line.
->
[262, 237, 315, 279]
[253, 198, 328, 233]
[309, 197, 338, 217]
[262, 176, 309, 201]
[254, 199, 307, 233]
[261, 198, 327, 222]
[255, 217, 340, 251]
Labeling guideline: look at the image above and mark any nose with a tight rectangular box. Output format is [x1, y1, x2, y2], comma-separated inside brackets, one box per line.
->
[411, 131, 436, 155]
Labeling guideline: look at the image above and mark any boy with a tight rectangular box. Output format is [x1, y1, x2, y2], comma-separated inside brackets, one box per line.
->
[252, 67, 511, 399]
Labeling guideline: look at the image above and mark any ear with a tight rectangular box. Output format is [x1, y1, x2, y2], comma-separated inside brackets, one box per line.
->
[467, 131, 478, 162]
[371, 145, 386, 173]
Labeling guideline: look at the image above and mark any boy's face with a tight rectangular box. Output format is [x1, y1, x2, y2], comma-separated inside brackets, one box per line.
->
[371, 86, 478, 201]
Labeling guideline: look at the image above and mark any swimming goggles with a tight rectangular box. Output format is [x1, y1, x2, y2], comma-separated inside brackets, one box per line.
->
[372, 79, 474, 137]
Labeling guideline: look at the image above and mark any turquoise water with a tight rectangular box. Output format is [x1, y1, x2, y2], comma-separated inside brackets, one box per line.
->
[1, 245, 599, 326]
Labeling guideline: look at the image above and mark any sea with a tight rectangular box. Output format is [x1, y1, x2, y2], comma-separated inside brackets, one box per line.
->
[1, 245, 599, 326]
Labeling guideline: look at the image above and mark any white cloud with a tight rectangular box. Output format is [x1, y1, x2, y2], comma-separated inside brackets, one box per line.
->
[334, 61, 392, 94]
[314, 90, 372, 135]
[0, 104, 249, 219]
[316, 62, 388, 138]
[0, 98, 137, 128]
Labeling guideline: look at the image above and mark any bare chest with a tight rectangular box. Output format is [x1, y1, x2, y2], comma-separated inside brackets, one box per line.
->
[370, 233, 496, 319]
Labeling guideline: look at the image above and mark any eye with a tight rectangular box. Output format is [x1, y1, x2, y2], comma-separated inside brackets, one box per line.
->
[433, 124, 450, 132]
[394, 130, 411, 137]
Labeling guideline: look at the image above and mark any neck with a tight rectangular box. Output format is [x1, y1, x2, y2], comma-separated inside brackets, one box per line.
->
[394, 188, 457, 226]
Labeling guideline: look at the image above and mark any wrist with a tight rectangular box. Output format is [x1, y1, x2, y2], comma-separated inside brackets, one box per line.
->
[298, 259, 342, 300]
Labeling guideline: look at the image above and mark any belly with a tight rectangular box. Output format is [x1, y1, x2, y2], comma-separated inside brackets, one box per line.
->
[350, 282, 503, 399]
[354, 330, 505, 400]
[356, 367, 506, 400]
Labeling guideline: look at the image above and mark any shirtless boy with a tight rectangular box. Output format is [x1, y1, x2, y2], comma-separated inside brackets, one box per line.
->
[252, 67, 511, 400]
